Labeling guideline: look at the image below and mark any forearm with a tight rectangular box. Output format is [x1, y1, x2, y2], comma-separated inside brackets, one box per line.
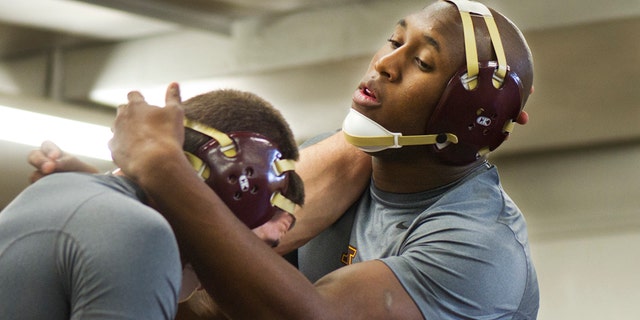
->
[139, 156, 334, 319]
[276, 131, 371, 255]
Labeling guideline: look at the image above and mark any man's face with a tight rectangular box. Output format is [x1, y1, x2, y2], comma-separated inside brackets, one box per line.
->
[351, 2, 464, 138]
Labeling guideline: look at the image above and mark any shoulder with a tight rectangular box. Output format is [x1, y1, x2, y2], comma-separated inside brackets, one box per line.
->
[38, 172, 147, 203]
[423, 165, 515, 225]
[384, 167, 535, 317]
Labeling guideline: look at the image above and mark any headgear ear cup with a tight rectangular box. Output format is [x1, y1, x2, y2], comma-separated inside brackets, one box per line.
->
[427, 0, 524, 164]
[428, 62, 523, 164]
[197, 132, 292, 229]
[183, 119, 297, 229]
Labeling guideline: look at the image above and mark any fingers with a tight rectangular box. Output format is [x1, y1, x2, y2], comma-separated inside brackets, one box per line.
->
[120, 83, 181, 113]
[109, 83, 186, 181]
[41, 140, 63, 159]
[27, 148, 51, 172]
[127, 90, 146, 104]
[117, 91, 146, 120]
[27, 140, 101, 184]
[27, 140, 62, 180]
[165, 82, 182, 109]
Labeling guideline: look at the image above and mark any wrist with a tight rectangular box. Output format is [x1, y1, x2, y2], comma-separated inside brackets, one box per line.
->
[118, 141, 186, 187]
[137, 149, 190, 188]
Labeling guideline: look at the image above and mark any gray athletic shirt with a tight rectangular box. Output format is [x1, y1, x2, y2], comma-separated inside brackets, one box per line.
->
[299, 162, 539, 319]
[0, 172, 181, 319]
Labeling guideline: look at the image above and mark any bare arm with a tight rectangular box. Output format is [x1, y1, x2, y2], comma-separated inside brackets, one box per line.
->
[276, 132, 371, 255]
[110, 83, 421, 319]
[177, 132, 371, 318]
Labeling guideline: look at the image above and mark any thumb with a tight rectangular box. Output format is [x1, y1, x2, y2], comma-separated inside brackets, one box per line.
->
[165, 82, 182, 109]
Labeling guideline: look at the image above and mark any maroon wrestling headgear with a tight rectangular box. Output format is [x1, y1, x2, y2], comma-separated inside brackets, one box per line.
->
[343, 0, 524, 165]
[426, 0, 524, 164]
[183, 119, 297, 229]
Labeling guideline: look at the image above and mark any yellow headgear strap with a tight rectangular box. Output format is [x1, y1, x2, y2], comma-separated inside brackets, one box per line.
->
[446, 0, 508, 89]
[184, 118, 237, 157]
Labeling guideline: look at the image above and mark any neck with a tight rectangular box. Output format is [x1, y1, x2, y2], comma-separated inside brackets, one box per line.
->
[370, 147, 485, 193]
[111, 167, 158, 209]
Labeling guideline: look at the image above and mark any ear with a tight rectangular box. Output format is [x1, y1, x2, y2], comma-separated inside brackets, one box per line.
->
[516, 86, 533, 125]
[516, 111, 529, 125]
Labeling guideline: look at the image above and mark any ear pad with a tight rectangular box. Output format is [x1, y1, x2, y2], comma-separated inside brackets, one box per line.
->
[427, 61, 523, 164]
[196, 132, 289, 229]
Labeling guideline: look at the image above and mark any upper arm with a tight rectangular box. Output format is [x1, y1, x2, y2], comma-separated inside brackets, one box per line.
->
[277, 132, 371, 254]
[314, 260, 423, 320]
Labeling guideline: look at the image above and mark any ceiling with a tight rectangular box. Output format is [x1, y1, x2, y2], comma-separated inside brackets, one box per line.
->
[0, 0, 638, 209]
[1, 0, 637, 61]
[0, 0, 367, 59]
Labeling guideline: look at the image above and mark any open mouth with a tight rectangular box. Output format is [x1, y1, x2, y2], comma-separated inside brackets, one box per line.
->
[352, 83, 381, 108]
[363, 87, 376, 99]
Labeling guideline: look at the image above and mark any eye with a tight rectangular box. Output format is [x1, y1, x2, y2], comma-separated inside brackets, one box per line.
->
[387, 37, 402, 49]
[415, 58, 434, 72]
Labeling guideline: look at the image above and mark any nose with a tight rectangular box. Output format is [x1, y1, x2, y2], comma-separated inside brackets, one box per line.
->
[374, 50, 401, 82]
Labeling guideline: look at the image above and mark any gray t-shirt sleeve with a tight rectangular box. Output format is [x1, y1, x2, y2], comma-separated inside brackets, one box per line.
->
[381, 217, 530, 319]
[379, 172, 538, 320]
[0, 173, 181, 320]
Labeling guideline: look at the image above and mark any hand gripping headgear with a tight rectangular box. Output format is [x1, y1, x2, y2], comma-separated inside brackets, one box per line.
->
[183, 119, 297, 229]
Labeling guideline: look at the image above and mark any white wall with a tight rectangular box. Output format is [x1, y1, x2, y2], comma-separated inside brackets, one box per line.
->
[488, 17, 640, 319]
[493, 142, 640, 319]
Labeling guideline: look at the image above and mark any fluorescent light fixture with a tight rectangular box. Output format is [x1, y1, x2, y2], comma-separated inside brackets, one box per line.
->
[0, 105, 112, 161]
[89, 79, 238, 108]
[0, 0, 178, 40]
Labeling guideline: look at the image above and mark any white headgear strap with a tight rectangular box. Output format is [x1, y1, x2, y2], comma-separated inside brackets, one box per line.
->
[341, 108, 457, 152]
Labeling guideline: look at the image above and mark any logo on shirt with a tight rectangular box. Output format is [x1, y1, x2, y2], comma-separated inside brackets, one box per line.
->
[341, 245, 357, 265]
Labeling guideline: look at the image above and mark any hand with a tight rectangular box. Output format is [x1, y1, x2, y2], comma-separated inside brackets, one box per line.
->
[108, 83, 186, 185]
[27, 140, 100, 183]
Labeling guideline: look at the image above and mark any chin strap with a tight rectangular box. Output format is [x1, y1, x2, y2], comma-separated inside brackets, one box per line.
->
[341, 108, 459, 151]
[343, 131, 458, 149]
